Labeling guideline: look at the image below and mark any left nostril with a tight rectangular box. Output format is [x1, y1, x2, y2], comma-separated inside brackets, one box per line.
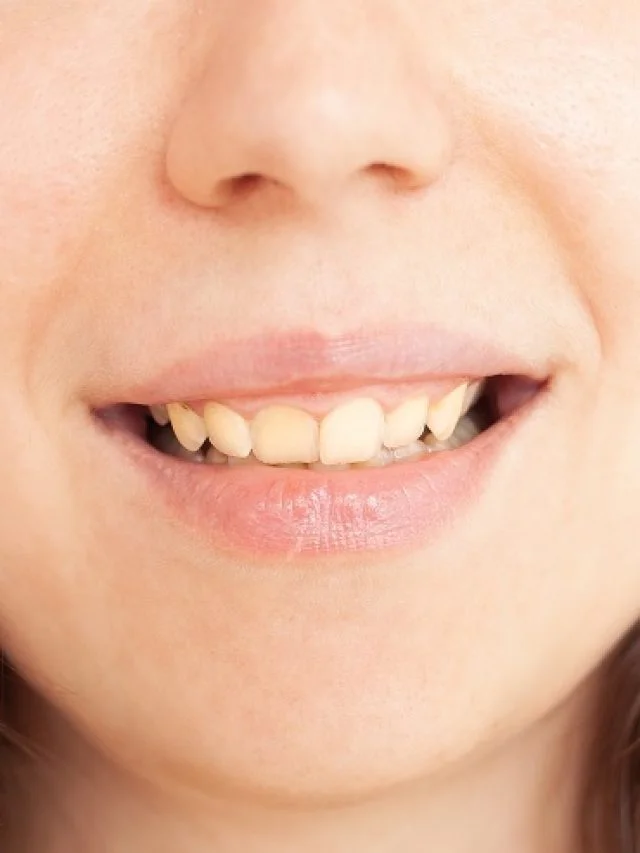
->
[367, 162, 426, 192]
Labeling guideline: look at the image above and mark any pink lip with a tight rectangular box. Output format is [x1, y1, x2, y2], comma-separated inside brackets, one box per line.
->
[108, 404, 529, 558]
[119, 323, 543, 405]
[95, 323, 546, 559]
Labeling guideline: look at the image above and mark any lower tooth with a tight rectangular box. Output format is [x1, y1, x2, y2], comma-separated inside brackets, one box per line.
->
[206, 447, 228, 465]
[309, 461, 351, 472]
[227, 453, 262, 467]
[391, 441, 427, 462]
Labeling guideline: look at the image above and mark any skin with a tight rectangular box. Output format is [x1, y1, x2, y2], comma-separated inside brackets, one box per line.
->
[1, 1, 640, 850]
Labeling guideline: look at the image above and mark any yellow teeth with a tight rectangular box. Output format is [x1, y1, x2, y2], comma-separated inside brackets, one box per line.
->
[166, 403, 207, 452]
[203, 402, 252, 458]
[383, 395, 429, 449]
[424, 383, 468, 442]
[319, 398, 385, 465]
[251, 406, 319, 464]
[158, 379, 484, 462]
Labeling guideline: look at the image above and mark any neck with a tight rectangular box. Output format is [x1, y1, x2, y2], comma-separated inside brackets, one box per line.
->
[5, 676, 597, 853]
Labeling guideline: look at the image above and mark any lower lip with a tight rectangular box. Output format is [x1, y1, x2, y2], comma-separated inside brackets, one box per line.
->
[102, 402, 534, 559]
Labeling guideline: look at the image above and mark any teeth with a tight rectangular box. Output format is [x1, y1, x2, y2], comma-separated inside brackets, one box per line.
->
[250, 405, 319, 464]
[158, 380, 487, 466]
[309, 461, 351, 472]
[462, 380, 484, 416]
[423, 412, 481, 451]
[391, 440, 427, 462]
[383, 395, 429, 449]
[319, 398, 385, 465]
[424, 383, 468, 442]
[227, 453, 261, 467]
[204, 402, 252, 458]
[150, 404, 170, 426]
[166, 403, 207, 452]
[206, 446, 228, 465]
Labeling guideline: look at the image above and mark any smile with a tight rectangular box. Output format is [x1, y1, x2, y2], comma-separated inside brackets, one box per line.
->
[92, 326, 548, 559]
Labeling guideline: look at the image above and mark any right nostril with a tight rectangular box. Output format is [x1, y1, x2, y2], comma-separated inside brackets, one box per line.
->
[233, 173, 263, 192]
[213, 172, 264, 204]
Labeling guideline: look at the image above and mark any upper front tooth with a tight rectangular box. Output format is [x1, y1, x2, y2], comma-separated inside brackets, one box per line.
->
[383, 395, 429, 449]
[204, 402, 252, 458]
[425, 383, 468, 442]
[251, 405, 319, 464]
[166, 403, 207, 452]
[319, 398, 385, 465]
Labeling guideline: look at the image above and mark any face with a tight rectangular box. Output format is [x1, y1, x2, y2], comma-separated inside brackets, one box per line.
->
[1, 0, 639, 803]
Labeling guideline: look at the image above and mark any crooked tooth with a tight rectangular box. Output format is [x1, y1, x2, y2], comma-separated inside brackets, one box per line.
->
[425, 383, 468, 442]
[204, 403, 252, 458]
[166, 403, 207, 452]
[251, 405, 319, 464]
[150, 404, 170, 426]
[319, 398, 384, 465]
[383, 396, 429, 449]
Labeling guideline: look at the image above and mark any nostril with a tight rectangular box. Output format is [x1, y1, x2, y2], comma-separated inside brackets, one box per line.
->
[367, 162, 427, 192]
[212, 172, 266, 205]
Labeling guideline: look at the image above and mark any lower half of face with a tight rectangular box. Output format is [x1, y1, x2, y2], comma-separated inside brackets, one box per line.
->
[0, 0, 639, 803]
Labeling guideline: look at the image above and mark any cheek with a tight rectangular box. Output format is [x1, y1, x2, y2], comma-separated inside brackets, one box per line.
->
[0, 2, 185, 373]
[463, 14, 640, 382]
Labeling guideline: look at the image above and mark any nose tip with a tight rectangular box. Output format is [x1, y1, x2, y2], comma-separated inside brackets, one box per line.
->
[165, 7, 453, 211]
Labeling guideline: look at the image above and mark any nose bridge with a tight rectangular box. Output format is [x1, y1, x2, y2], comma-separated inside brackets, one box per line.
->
[166, 1, 453, 209]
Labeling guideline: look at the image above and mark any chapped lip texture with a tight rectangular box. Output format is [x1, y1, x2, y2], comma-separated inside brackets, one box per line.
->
[108, 405, 521, 558]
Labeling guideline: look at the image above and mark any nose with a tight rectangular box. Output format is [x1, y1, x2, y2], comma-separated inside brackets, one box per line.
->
[165, 2, 453, 211]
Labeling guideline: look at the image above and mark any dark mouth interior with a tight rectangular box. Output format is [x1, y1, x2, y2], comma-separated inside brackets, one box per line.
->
[96, 374, 541, 462]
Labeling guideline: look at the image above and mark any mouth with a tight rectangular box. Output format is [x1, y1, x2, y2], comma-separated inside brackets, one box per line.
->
[126, 377, 509, 467]
[93, 336, 546, 559]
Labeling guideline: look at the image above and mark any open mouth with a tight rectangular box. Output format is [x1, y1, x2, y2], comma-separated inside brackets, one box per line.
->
[100, 375, 538, 472]
[91, 316, 549, 560]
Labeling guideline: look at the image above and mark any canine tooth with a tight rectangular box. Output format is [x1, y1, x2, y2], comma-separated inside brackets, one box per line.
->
[319, 398, 385, 465]
[251, 406, 319, 464]
[425, 383, 468, 442]
[383, 396, 429, 449]
[166, 403, 207, 452]
[154, 426, 205, 461]
[150, 404, 170, 426]
[204, 403, 252, 458]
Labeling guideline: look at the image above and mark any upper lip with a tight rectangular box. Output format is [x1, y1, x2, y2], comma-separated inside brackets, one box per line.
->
[110, 323, 547, 407]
